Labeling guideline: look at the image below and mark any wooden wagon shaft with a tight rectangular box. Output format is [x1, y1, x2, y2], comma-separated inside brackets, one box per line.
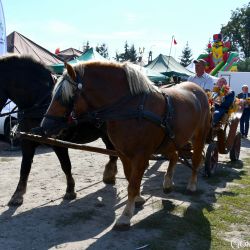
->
[19, 132, 166, 161]
[19, 132, 119, 157]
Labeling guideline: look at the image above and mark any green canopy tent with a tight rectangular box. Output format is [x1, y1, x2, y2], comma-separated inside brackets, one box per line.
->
[139, 66, 169, 83]
[50, 48, 168, 83]
[145, 54, 194, 80]
[50, 47, 107, 74]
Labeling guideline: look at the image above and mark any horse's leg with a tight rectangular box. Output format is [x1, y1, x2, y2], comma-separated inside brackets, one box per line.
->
[53, 146, 76, 200]
[114, 155, 148, 230]
[8, 140, 37, 206]
[163, 151, 179, 193]
[119, 155, 146, 207]
[101, 135, 118, 185]
[187, 133, 205, 192]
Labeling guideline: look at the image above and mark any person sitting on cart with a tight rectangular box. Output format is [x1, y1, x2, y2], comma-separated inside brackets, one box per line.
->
[212, 77, 235, 126]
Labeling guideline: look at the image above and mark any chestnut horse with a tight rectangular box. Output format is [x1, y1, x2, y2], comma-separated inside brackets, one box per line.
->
[40, 61, 211, 230]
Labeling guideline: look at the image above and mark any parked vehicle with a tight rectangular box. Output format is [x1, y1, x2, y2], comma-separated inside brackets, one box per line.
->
[0, 100, 18, 142]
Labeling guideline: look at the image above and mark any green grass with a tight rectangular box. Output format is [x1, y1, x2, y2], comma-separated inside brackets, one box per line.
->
[135, 157, 250, 250]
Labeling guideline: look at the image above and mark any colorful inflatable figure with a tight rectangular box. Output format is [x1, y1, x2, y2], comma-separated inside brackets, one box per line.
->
[197, 34, 239, 76]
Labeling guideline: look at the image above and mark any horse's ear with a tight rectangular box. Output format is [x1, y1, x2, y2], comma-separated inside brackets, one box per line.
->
[65, 62, 77, 81]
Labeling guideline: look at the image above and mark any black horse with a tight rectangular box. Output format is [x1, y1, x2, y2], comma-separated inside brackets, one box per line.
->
[0, 55, 118, 206]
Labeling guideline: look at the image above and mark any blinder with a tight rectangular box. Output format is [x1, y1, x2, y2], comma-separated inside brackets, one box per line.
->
[39, 72, 84, 136]
[54, 73, 84, 108]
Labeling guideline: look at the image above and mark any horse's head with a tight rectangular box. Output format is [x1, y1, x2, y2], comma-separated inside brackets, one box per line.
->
[40, 60, 159, 137]
[40, 63, 86, 137]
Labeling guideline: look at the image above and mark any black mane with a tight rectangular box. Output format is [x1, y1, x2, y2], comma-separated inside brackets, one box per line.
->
[0, 55, 52, 83]
[0, 55, 54, 108]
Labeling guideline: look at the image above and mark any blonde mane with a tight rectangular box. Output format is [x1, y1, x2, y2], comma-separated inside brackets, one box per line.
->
[122, 62, 159, 95]
[52, 61, 159, 103]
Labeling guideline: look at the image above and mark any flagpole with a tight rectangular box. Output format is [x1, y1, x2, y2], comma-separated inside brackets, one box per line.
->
[167, 35, 174, 71]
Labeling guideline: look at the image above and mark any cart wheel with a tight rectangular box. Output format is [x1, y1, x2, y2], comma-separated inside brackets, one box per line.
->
[205, 143, 218, 177]
[229, 132, 241, 161]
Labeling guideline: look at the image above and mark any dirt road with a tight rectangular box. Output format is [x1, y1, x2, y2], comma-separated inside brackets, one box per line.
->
[0, 138, 249, 250]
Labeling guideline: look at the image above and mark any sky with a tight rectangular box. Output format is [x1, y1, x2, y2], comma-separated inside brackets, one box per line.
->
[1, 0, 250, 62]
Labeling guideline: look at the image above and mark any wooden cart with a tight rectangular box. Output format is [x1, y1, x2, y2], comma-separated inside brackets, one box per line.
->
[204, 113, 241, 177]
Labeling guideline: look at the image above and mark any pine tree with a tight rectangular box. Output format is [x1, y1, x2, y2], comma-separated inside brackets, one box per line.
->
[122, 41, 130, 61]
[128, 44, 137, 62]
[115, 41, 138, 62]
[82, 41, 90, 52]
[96, 43, 109, 58]
[179, 42, 193, 67]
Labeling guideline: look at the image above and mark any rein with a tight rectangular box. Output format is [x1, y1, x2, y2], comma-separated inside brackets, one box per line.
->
[0, 104, 18, 117]
[18, 92, 52, 120]
[0, 92, 52, 120]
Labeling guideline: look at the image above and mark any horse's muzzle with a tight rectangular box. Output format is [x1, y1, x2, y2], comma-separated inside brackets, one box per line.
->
[39, 116, 68, 137]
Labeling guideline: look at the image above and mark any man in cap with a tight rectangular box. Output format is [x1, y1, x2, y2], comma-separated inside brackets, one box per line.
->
[188, 59, 216, 91]
[237, 84, 250, 138]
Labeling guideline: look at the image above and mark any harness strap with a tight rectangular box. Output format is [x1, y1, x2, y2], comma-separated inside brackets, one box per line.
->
[18, 92, 52, 120]
[162, 93, 175, 139]
[0, 104, 18, 117]
[75, 93, 175, 140]
[44, 114, 68, 122]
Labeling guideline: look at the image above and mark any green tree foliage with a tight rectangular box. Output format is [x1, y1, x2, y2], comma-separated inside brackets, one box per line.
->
[237, 58, 250, 71]
[220, 3, 250, 58]
[82, 41, 90, 51]
[115, 41, 138, 62]
[96, 43, 109, 58]
[128, 44, 137, 62]
[179, 42, 193, 67]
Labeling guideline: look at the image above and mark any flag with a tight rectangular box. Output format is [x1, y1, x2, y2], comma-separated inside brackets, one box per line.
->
[0, 0, 7, 55]
[55, 48, 60, 54]
[173, 38, 177, 45]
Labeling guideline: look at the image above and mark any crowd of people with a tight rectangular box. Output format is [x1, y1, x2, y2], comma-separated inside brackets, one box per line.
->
[188, 58, 249, 139]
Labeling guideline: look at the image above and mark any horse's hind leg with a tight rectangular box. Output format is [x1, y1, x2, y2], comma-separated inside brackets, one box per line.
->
[114, 154, 148, 230]
[8, 140, 37, 206]
[163, 151, 178, 193]
[53, 146, 76, 200]
[101, 135, 118, 185]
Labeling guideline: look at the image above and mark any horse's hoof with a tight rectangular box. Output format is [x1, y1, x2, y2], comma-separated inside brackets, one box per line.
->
[8, 197, 23, 207]
[186, 184, 197, 193]
[163, 187, 173, 194]
[103, 178, 116, 185]
[63, 192, 77, 200]
[135, 196, 146, 208]
[135, 200, 145, 208]
[112, 223, 130, 231]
